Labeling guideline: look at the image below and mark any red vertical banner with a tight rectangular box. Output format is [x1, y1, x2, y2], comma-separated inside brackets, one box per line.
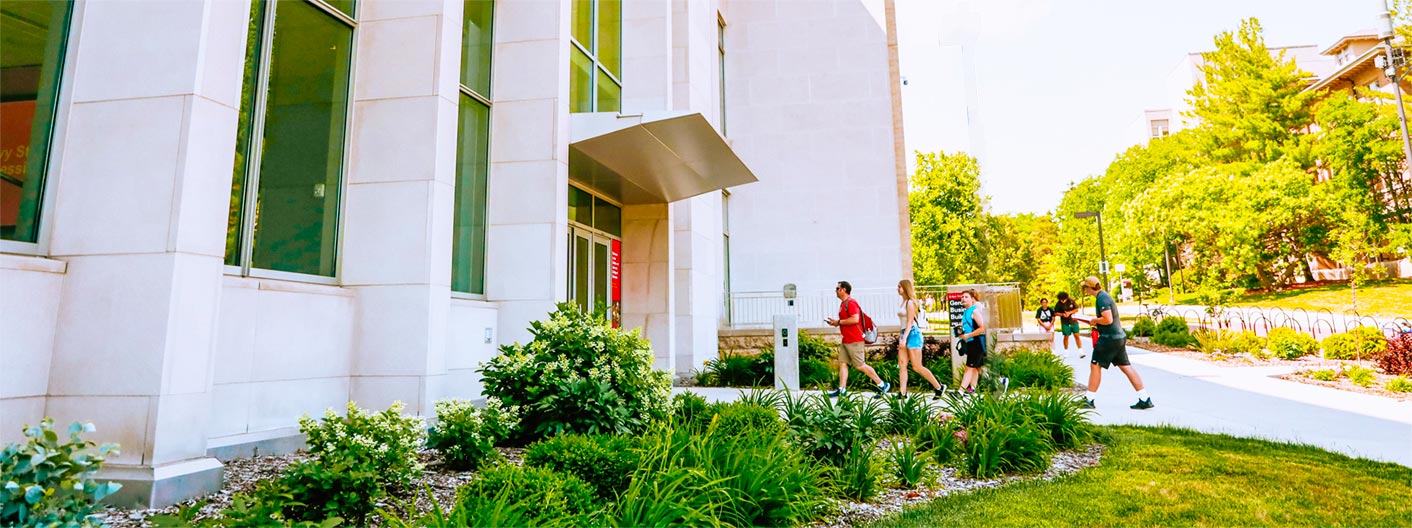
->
[610, 239, 622, 328]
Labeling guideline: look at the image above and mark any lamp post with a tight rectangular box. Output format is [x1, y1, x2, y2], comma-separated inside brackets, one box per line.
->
[1381, 1, 1412, 187]
[1074, 211, 1108, 291]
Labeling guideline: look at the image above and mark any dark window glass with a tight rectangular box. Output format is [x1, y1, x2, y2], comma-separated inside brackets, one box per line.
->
[569, 186, 592, 225]
[596, 0, 620, 77]
[461, 0, 493, 97]
[226, 0, 267, 265]
[452, 96, 490, 294]
[0, 0, 72, 243]
[593, 197, 620, 236]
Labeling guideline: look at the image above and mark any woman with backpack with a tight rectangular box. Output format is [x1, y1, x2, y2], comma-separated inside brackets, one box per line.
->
[897, 279, 945, 398]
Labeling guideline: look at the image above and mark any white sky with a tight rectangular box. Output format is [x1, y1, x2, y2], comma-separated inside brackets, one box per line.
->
[895, 0, 1389, 214]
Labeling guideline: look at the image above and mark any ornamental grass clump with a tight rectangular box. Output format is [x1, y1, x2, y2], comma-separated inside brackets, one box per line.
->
[1345, 364, 1377, 387]
[1, 419, 121, 528]
[988, 347, 1074, 389]
[427, 398, 520, 471]
[480, 303, 672, 440]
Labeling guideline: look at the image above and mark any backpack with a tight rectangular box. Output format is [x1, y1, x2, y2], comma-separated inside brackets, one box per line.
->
[847, 299, 879, 344]
[914, 301, 930, 331]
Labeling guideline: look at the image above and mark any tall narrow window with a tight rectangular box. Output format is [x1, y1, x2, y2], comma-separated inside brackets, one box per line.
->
[452, 0, 494, 295]
[718, 15, 726, 136]
[721, 190, 731, 323]
[227, 0, 355, 279]
[0, 0, 73, 245]
[569, 0, 621, 113]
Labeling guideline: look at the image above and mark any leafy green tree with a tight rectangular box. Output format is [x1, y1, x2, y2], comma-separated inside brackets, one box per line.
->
[1186, 18, 1316, 166]
[909, 151, 989, 285]
[983, 213, 1058, 306]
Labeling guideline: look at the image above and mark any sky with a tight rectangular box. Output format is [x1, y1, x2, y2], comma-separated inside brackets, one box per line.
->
[894, 0, 1390, 215]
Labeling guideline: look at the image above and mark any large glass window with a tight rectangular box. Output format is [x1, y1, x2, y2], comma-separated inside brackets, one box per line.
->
[452, 0, 494, 295]
[227, 0, 355, 279]
[0, 0, 72, 244]
[718, 15, 726, 136]
[568, 0, 620, 113]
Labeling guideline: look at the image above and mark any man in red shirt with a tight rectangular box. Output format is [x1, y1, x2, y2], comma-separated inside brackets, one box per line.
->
[825, 281, 890, 398]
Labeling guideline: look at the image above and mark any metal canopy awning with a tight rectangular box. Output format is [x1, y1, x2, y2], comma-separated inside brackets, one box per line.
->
[569, 111, 758, 204]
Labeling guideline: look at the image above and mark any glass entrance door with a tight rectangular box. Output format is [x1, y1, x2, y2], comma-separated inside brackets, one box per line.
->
[568, 224, 620, 326]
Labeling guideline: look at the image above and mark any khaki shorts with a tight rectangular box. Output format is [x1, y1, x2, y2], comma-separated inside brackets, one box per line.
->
[837, 342, 866, 367]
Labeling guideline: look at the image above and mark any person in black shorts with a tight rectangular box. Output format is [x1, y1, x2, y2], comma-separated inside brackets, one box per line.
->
[955, 289, 1001, 394]
[1054, 292, 1081, 352]
[1076, 276, 1153, 410]
[1035, 298, 1055, 334]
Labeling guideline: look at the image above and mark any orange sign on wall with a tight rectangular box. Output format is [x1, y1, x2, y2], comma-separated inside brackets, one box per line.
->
[1, 100, 38, 227]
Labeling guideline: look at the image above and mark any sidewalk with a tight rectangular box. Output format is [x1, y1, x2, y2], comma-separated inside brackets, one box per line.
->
[679, 335, 1412, 467]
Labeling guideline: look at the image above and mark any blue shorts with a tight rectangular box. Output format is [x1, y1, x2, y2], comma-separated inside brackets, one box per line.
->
[904, 325, 923, 349]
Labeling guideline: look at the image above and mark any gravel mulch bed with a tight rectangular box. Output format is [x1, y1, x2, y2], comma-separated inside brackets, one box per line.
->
[1275, 372, 1412, 401]
[97, 441, 1101, 528]
[808, 443, 1106, 528]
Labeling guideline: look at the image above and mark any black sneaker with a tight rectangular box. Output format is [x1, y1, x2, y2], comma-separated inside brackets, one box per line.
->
[1081, 398, 1096, 409]
[1130, 398, 1155, 410]
[826, 388, 846, 398]
[933, 387, 946, 400]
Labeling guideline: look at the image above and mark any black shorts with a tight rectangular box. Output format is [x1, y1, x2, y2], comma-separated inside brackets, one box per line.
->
[963, 338, 986, 368]
[1092, 337, 1130, 369]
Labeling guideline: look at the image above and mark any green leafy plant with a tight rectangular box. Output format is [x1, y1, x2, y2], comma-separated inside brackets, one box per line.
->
[736, 389, 784, 410]
[259, 458, 383, 525]
[152, 496, 345, 528]
[1131, 316, 1157, 337]
[799, 331, 837, 363]
[479, 303, 673, 440]
[672, 392, 710, 424]
[884, 393, 935, 436]
[887, 440, 929, 489]
[1016, 391, 1095, 450]
[1306, 369, 1339, 381]
[1322, 327, 1389, 360]
[1375, 332, 1412, 376]
[301, 401, 425, 490]
[456, 464, 598, 525]
[1193, 329, 1263, 356]
[800, 358, 835, 389]
[1345, 364, 1377, 387]
[913, 419, 964, 467]
[1267, 327, 1319, 360]
[1385, 375, 1412, 393]
[833, 440, 880, 501]
[782, 393, 883, 468]
[1153, 316, 1195, 348]
[523, 434, 637, 501]
[427, 398, 519, 471]
[1, 420, 121, 528]
[695, 401, 786, 440]
[988, 348, 1074, 389]
[960, 415, 1054, 479]
[702, 353, 770, 387]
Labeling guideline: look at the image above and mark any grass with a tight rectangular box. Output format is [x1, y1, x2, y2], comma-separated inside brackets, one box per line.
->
[868, 425, 1412, 528]
[1132, 279, 1412, 318]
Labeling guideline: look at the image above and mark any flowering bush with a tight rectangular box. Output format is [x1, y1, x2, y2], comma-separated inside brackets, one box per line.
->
[479, 303, 673, 440]
[1, 419, 121, 527]
[300, 401, 426, 489]
[428, 399, 520, 471]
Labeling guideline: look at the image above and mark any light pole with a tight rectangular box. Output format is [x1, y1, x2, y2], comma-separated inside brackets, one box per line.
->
[1074, 211, 1108, 291]
[1381, 0, 1412, 196]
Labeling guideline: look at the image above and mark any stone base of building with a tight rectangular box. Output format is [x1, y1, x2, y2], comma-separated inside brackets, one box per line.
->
[207, 427, 307, 462]
[98, 457, 225, 508]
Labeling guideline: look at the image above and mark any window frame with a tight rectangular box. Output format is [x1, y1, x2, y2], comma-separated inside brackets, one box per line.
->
[0, 0, 82, 256]
[569, 0, 622, 113]
[718, 12, 727, 136]
[451, 0, 496, 301]
[223, 0, 359, 285]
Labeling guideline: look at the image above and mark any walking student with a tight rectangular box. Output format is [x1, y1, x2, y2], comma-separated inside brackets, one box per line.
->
[1075, 276, 1154, 410]
[896, 279, 945, 398]
[1035, 298, 1055, 334]
[1054, 292, 1082, 352]
[826, 281, 890, 398]
[955, 289, 1002, 394]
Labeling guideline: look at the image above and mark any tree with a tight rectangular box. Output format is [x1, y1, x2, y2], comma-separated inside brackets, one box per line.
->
[1186, 18, 1316, 166]
[983, 213, 1058, 306]
[909, 151, 989, 285]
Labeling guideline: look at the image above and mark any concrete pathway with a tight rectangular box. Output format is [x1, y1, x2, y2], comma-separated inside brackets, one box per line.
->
[680, 335, 1412, 467]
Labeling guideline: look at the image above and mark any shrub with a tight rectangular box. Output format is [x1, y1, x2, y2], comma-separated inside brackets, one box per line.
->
[523, 434, 637, 501]
[1016, 391, 1095, 450]
[1267, 327, 1319, 360]
[427, 399, 519, 471]
[699, 401, 786, 439]
[799, 331, 836, 363]
[152, 495, 344, 528]
[1322, 327, 1389, 360]
[1193, 329, 1263, 357]
[1153, 316, 1195, 348]
[1306, 369, 1339, 381]
[1132, 316, 1157, 337]
[887, 440, 929, 488]
[1346, 364, 1377, 387]
[301, 401, 425, 490]
[884, 393, 935, 436]
[1376, 332, 1412, 376]
[1386, 375, 1412, 393]
[1, 420, 121, 528]
[672, 392, 710, 425]
[479, 304, 673, 440]
[800, 358, 834, 389]
[260, 458, 383, 525]
[456, 465, 597, 524]
[786, 393, 884, 468]
[703, 353, 770, 387]
[989, 348, 1074, 390]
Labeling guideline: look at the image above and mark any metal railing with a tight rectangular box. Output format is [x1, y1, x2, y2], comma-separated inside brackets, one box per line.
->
[1138, 304, 1412, 340]
[723, 282, 1024, 332]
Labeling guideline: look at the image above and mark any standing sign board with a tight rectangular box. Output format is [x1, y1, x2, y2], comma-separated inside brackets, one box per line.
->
[947, 291, 966, 372]
[611, 240, 622, 328]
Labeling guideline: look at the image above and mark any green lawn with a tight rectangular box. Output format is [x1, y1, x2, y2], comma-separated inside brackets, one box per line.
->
[869, 426, 1412, 528]
[1134, 279, 1412, 318]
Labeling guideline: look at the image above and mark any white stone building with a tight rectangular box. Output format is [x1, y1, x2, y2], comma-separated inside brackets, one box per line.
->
[0, 0, 910, 506]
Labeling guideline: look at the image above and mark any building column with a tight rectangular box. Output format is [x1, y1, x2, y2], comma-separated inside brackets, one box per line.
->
[43, 0, 250, 507]
[342, 0, 463, 415]
[672, 195, 721, 378]
[622, 204, 675, 371]
[484, 0, 573, 344]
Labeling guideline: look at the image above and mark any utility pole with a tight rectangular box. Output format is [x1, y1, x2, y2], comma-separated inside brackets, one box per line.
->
[1075, 211, 1108, 289]
[1164, 235, 1175, 304]
[1382, 0, 1412, 185]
